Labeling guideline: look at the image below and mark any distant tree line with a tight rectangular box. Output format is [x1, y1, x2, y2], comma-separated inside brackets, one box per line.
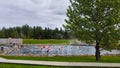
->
[0, 24, 71, 39]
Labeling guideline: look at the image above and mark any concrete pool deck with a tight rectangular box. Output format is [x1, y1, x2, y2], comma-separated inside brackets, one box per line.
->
[0, 58, 120, 67]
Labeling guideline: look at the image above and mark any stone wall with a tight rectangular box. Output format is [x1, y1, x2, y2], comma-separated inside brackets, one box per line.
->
[0, 38, 22, 45]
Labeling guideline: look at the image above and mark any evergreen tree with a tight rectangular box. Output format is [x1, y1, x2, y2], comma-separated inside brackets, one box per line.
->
[22, 24, 32, 38]
[0, 25, 71, 39]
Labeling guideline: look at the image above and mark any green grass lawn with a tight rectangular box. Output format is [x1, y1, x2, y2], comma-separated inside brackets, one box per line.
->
[0, 63, 59, 68]
[0, 56, 120, 63]
[0, 63, 78, 68]
[0, 63, 102, 68]
[23, 39, 69, 44]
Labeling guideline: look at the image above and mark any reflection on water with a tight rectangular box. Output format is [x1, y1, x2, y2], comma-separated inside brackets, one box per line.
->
[0, 45, 120, 56]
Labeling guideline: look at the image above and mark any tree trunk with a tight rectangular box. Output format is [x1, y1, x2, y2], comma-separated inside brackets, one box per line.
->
[95, 42, 101, 61]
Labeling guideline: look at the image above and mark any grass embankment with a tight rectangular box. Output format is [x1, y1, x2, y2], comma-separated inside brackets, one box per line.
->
[23, 39, 69, 44]
[0, 56, 120, 63]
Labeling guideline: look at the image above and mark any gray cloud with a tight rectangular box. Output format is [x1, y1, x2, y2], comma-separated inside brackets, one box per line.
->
[0, 0, 70, 29]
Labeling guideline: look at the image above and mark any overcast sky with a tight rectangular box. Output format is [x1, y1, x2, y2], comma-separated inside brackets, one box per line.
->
[0, 0, 70, 29]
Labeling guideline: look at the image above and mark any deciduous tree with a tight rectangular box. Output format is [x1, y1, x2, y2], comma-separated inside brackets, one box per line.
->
[64, 0, 120, 61]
